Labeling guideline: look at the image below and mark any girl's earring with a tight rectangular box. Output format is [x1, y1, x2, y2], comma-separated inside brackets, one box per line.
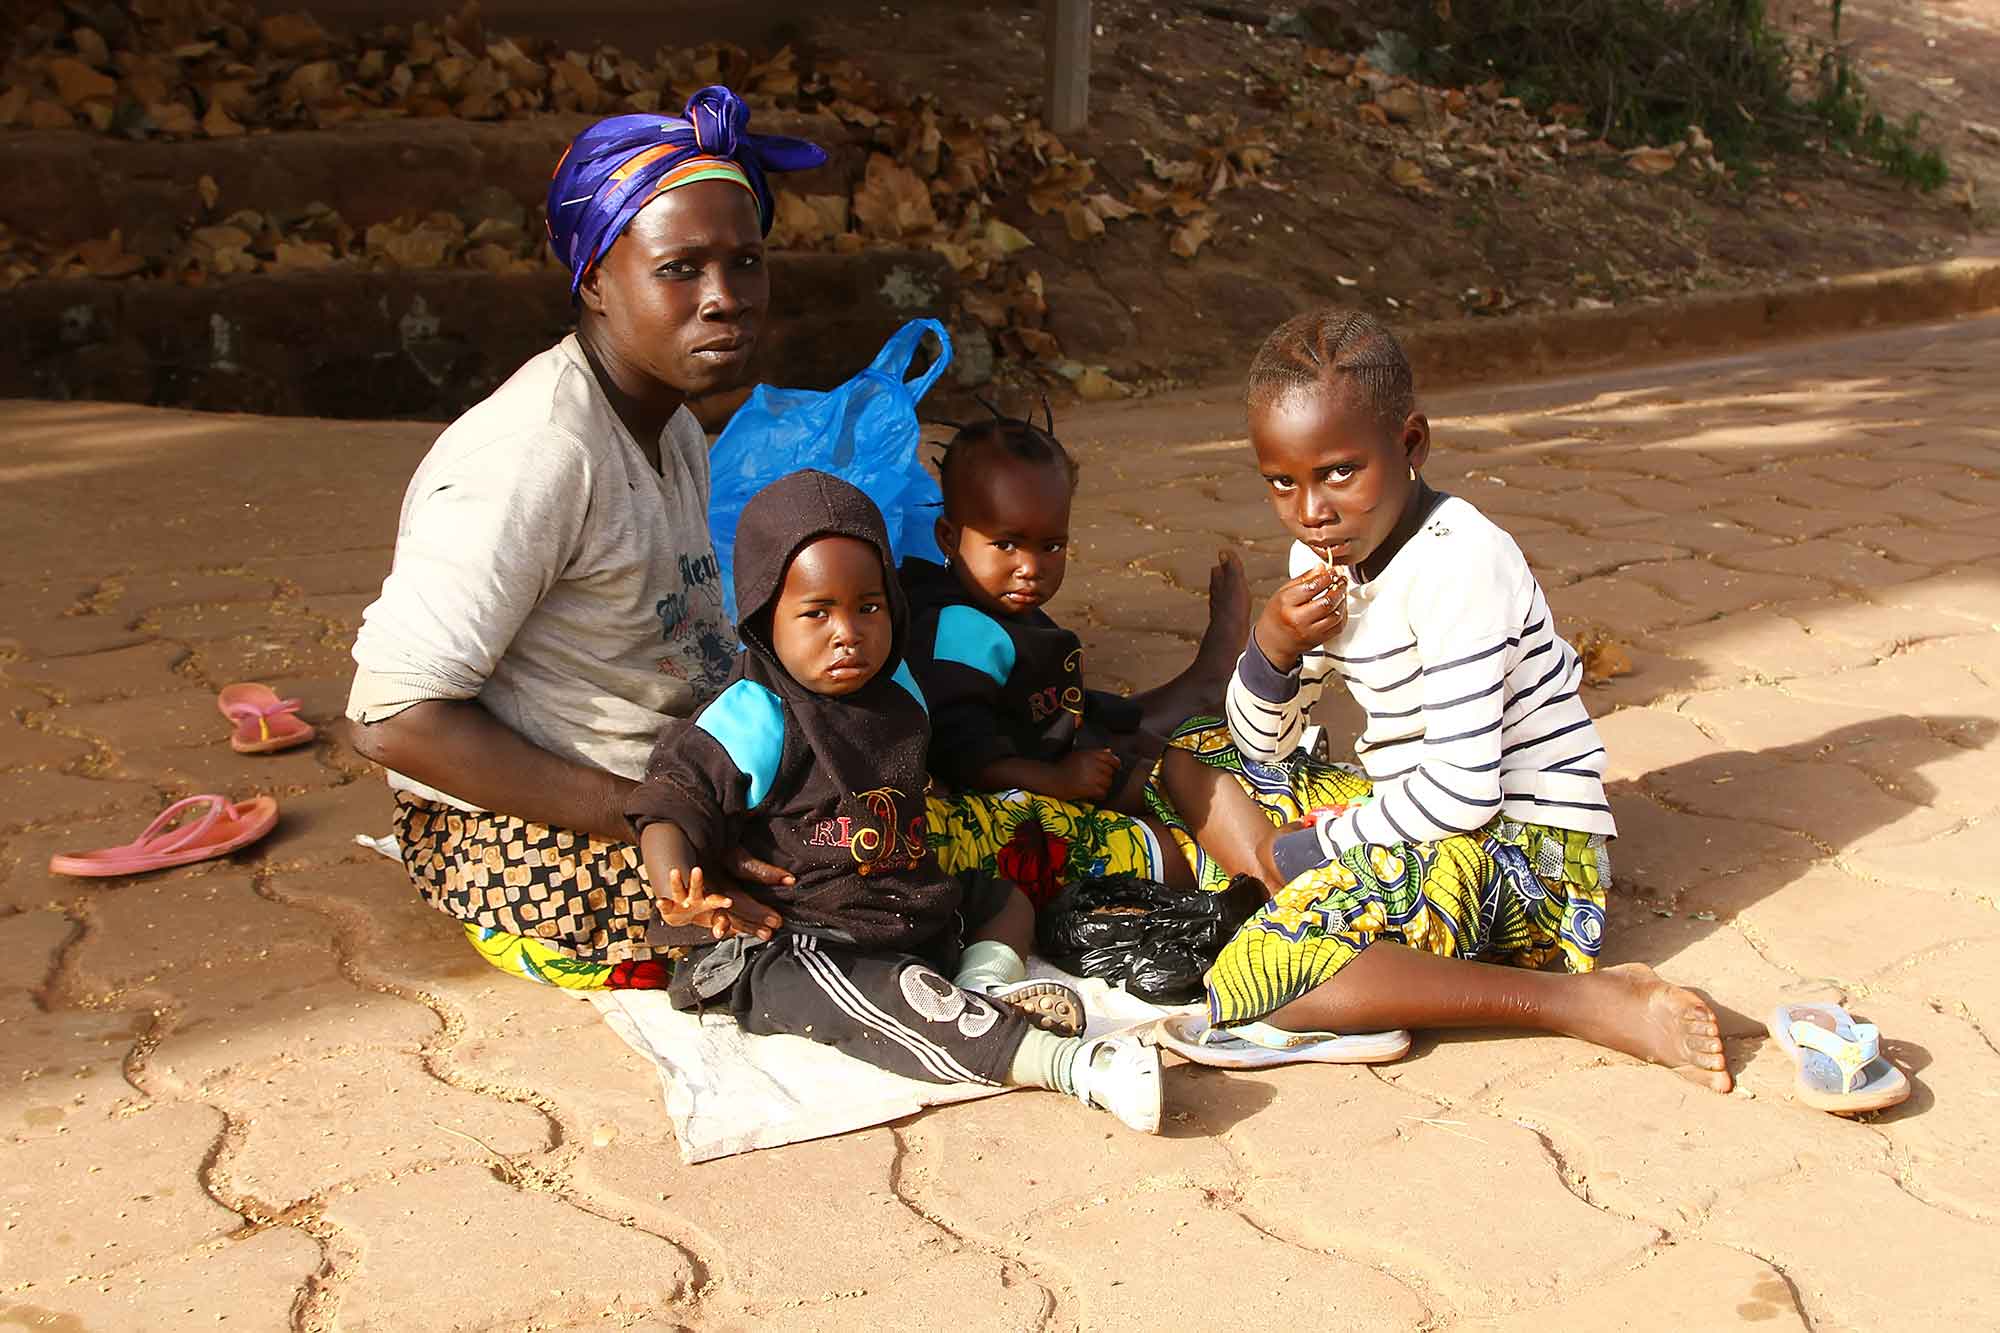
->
[1408, 467, 1417, 481]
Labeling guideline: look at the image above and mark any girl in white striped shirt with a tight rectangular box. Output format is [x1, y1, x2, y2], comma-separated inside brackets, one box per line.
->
[1160, 312, 1730, 1092]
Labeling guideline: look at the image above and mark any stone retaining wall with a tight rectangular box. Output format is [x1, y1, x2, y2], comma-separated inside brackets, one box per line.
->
[0, 247, 959, 419]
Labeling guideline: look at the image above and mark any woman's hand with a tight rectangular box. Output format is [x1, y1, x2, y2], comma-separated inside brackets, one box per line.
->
[1253, 567, 1347, 673]
[713, 846, 796, 892]
[702, 846, 790, 937]
[644, 822, 782, 942]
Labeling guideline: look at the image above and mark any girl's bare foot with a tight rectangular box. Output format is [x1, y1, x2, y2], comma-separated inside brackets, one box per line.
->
[1134, 550, 1253, 731]
[1572, 963, 1733, 1092]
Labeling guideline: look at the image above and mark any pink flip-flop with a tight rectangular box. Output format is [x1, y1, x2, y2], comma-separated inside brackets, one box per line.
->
[48, 794, 280, 878]
[217, 683, 316, 755]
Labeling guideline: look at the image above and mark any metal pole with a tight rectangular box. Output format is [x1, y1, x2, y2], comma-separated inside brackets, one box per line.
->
[1045, 0, 1090, 134]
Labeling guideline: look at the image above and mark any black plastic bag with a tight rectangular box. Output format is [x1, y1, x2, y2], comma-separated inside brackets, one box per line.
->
[1036, 874, 1266, 1004]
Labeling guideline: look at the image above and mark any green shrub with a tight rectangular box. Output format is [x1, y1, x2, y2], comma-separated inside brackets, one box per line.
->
[1405, 0, 1947, 190]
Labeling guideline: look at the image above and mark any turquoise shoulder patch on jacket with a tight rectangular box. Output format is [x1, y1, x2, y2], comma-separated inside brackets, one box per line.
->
[694, 679, 786, 808]
[891, 661, 928, 711]
[933, 604, 1016, 685]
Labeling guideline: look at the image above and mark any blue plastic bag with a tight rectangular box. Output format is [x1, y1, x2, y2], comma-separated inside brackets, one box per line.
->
[708, 319, 953, 624]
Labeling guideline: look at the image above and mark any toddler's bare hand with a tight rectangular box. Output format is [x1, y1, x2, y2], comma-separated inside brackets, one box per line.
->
[660, 866, 778, 942]
[1054, 748, 1120, 802]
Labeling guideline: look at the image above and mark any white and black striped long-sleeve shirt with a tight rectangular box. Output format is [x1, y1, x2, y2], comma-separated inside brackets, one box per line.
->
[1226, 497, 1613, 873]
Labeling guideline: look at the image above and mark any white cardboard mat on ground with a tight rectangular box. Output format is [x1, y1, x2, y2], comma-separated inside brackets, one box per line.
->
[589, 961, 1194, 1163]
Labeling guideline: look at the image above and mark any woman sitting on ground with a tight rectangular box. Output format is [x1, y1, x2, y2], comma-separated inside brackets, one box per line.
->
[345, 87, 822, 988]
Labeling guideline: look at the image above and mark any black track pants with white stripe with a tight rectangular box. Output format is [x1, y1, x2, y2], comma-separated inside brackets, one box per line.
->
[716, 934, 1031, 1086]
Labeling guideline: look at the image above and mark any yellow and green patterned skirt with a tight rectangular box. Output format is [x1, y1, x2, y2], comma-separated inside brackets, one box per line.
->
[1164, 723, 1612, 1025]
[925, 787, 1174, 907]
[397, 721, 1606, 1010]
[921, 723, 1273, 905]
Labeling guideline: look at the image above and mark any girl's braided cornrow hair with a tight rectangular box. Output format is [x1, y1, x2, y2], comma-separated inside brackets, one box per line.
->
[1246, 309, 1415, 429]
[927, 391, 1079, 500]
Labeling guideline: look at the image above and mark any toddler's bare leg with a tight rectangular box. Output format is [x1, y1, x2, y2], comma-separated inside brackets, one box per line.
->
[1131, 550, 1251, 732]
[972, 884, 1037, 956]
[966, 886, 1084, 1036]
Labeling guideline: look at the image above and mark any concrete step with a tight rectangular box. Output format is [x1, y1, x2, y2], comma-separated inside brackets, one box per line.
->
[0, 110, 861, 248]
[0, 248, 957, 420]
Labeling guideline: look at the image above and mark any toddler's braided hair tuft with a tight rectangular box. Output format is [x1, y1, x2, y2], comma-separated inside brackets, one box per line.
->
[930, 393, 1079, 511]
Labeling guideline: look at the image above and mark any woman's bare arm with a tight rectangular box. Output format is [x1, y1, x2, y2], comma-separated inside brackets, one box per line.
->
[347, 700, 798, 901]
[347, 699, 636, 842]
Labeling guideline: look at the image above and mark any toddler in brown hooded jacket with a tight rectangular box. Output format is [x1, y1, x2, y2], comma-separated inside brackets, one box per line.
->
[627, 470, 1163, 1130]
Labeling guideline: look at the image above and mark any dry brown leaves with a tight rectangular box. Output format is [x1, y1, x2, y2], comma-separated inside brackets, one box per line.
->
[0, 0, 1319, 388]
[1388, 158, 1431, 192]
[755, 80, 1282, 370]
[0, 0, 823, 138]
[1071, 366, 1127, 401]
[1569, 627, 1635, 685]
[1169, 213, 1215, 260]
[1375, 86, 1424, 123]
[1304, 53, 1644, 199]
[1624, 145, 1680, 176]
[1620, 126, 1727, 181]
[0, 227, 36, 291]
[71, 231, 148, 278]
[0, 0, 1273, 387]
[19, 192, 558, 285]
[767, 192, 853, 250]
[850, 154, 937, 239]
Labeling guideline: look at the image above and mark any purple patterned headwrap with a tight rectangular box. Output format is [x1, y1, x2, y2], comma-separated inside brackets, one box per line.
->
[545, 85, 827, 297]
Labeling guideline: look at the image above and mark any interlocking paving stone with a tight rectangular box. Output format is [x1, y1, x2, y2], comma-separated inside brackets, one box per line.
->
[1550, 575, 1706, 636]
[323, 1164, 698, 1330]
[731, 1254, 1057, 1333]
[597, 1128, 959, 1312]
[1731, 866, 1998, 984]
[1623, 561, 1838, 616]
[1594, 707, 1734, 785]
[0, 767, 157, 835]
[1240, 1099, 1662, 1314]
[1605, 799, 1819, 900]
[1632, 606, 1882, 680]
[1026, 1183, 1433, 1330]
[206, 1039, 555, 1211]
[1642, 755, 1958, 851]
[0, 1227, 322, 1332]
[1699, 1167, 2000, 1330]
[1844, 819, 2000, 903]
[1498, 1064, 1888, 1231]
[1457, 1241, 1809, 1332]
[0, 716, 98, 771]
[2, 1100, 239, 1287]
[12, 639, 193, 702]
